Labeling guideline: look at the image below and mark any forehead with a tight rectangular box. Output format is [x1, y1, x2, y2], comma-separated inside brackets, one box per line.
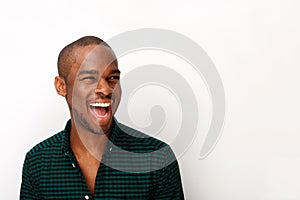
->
[72, 44, 117, 73]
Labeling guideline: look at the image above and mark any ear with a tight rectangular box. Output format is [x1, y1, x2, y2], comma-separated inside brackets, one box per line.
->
[54, 76, 67, 97]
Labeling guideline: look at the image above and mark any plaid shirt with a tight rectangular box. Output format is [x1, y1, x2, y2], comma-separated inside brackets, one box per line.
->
[20, 118, 184, 199]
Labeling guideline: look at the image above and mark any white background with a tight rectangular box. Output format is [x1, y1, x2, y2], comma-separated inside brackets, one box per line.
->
[0, 0, 300, 199]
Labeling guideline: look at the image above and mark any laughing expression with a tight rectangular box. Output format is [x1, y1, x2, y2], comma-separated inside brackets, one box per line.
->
[65, 44, 121, 135]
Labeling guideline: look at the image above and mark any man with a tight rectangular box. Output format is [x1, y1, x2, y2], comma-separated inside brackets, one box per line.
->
[20, 36, 184, 199]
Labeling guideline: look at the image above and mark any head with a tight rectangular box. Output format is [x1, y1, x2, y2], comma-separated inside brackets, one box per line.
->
[55, 36, 121, 135]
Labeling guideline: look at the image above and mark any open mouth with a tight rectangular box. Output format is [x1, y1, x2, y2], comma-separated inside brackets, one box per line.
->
[89, 102, 111, 122]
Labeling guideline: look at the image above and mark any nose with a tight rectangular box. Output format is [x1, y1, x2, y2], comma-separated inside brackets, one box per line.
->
[94, 78, 112, 97]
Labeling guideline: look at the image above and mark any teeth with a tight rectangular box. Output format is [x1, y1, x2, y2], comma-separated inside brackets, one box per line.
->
[90, 102, 110, 107]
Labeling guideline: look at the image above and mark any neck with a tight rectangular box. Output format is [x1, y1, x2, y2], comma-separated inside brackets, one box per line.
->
[70, 120, 110, 161]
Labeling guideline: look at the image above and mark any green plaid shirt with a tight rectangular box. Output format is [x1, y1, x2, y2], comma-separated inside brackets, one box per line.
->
[20, 119, 184, 199]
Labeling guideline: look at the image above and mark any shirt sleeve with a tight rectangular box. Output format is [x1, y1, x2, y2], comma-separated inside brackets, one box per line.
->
[152, 146, 185, 200]
[20, 153, 38, 200]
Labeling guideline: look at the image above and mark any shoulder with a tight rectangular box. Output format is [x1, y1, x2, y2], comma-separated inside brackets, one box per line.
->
[112, 122, 179, 172]
[115, 122, 171, 153]
[25, 131, 64, 159]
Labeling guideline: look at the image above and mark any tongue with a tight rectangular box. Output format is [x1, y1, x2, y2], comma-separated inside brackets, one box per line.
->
[94, 107, 107, 116]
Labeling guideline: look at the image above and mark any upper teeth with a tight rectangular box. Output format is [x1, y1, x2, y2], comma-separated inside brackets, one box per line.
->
[90, 102, 110, 107]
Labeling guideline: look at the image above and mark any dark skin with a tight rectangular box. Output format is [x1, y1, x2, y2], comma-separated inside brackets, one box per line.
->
[54, 44, 121, 195]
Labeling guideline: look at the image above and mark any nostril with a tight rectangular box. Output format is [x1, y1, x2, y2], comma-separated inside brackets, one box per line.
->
[94, 87, 113, 98]
[94, 88, 101, 93]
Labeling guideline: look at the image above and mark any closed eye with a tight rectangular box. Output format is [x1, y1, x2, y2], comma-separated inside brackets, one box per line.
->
[81, 76, 97, 81]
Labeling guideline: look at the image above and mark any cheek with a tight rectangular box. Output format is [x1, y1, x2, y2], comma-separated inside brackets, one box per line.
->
[113, 84, 122, 99]
[70, 85, 92, 105]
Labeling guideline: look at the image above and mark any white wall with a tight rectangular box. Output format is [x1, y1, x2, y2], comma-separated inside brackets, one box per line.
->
[0, 0, 299, 199]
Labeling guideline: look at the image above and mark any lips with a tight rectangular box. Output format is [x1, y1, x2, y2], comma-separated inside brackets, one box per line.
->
[89, 102, 111, 122]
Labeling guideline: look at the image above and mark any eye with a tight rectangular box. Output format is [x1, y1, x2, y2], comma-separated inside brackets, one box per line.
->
[108, 76, 120, 81]
[81, 76, 96, 81]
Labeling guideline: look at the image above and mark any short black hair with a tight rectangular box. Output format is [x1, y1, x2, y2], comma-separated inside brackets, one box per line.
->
[57, 36, 110, 79]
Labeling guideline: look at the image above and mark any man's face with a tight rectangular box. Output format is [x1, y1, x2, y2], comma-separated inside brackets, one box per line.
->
[65, 44, 121, 135]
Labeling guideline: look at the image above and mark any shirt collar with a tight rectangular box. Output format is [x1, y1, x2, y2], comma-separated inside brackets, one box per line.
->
[61, 118, 121, 155]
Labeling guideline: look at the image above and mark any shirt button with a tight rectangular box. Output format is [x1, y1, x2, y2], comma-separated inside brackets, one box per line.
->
[85, 195, 89, 199]
[109, 147, 112, 152]
[72, 163, 76, 168]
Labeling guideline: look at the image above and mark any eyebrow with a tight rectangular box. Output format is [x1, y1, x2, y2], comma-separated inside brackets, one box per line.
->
[111, 69, 121, 74]
[78, 69, 121, 76]
[78, 70, 99, 75]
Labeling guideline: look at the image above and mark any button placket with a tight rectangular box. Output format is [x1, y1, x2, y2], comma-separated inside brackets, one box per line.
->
[64, 150, 77, 169]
